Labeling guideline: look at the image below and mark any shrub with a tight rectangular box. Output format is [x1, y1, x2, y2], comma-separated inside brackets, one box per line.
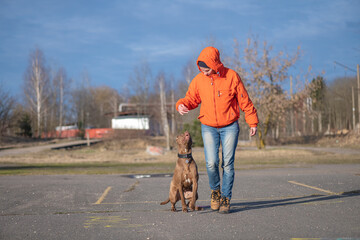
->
[183, 119, 203, 147]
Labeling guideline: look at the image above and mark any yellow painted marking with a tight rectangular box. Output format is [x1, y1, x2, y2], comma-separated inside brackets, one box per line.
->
[94, 186, 112, 204]
[84, 216, 144, 229]
[288, 181, 339, 195]
[291, 238, 321, 240]
[100, 200, 161, 204]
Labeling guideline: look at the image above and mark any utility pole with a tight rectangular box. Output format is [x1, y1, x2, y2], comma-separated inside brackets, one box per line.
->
[333, 61, 359, 132]
[352, 87, 356, 130]
[357, 64, 360, 132]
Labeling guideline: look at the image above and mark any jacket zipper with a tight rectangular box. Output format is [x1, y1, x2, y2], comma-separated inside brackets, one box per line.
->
[211, 77, 219, 126]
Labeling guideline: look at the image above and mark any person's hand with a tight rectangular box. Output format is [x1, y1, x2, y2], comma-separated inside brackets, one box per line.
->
[250, 127, 257, 136]
[178, 104, 189, 115]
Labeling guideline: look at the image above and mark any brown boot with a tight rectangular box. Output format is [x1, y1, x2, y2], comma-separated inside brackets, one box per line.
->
[219, 196, 230, 214]
[210, 190, 221, 211]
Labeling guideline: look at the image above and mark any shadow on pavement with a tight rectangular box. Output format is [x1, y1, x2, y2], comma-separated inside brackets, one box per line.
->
[230, 190, 360, 214]
[196, 190, 360, 214]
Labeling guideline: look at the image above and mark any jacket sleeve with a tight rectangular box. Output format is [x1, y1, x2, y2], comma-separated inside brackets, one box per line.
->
[176, 78, 201, 111]
[236, 75, 259, 128]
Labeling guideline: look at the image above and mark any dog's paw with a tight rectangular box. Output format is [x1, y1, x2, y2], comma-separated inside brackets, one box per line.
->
[182, 208, 188, 212]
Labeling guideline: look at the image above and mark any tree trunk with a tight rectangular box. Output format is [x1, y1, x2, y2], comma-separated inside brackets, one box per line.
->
[318, 111, 322, 133]
[302, 105, 306, 135]
[58, 74, 64, 138]
[257, 113, 271, 149]
[290, 108, 294, 137]
[257, 128, 265, 149]
[311, 115, 314, 134]
[159, 76, 170, 150]
[171, 90, 176, 136]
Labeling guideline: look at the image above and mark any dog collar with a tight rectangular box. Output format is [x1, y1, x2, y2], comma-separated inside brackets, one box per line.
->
[178, 153, 192, 159]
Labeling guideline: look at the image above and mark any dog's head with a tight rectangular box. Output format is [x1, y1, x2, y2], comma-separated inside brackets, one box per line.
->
[176, 131, 192, 152]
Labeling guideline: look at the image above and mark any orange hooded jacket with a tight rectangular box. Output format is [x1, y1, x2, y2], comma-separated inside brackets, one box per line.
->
[176, 46, 259, 128]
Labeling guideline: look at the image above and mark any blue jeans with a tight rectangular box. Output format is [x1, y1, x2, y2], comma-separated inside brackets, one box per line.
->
[201, 121, 239, 199]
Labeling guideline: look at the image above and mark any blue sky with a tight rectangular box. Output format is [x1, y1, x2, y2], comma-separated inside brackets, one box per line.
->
[1, 0, 359, 98]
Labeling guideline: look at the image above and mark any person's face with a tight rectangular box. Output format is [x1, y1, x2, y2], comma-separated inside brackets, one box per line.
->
[200, 67, 214, 76]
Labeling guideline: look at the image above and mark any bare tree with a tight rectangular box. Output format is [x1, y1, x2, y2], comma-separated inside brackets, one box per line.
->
[109, 88, 122, 119]
[326, 76, 358, 131]
[308, 76, 326, 134]
[71, 71, 95, 132]
[177, 60, 201, 129]
[182, 60, 198, 86]
[127, 61, 153, 133]
[0, 85, 16, 135]
[158, 73, 170, 150]
[91, 86, 122, 127]
[53, 67, 71, 137]
[231, 37, 300, 148]
[129, 61, 152, 108]
[24, 48, 50, 138]
[169, 76, 176, 137]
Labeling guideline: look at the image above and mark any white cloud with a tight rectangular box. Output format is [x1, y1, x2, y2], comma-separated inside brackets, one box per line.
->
[270, 1, 359, 40]
[127, 40, 194, 59]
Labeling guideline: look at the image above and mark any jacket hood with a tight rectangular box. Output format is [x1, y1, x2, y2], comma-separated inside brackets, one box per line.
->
[196, 46, 224, 74]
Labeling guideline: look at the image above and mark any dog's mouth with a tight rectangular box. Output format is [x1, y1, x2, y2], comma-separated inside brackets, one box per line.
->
[184, 131, 190, 140]
[177, 131, 192, 147]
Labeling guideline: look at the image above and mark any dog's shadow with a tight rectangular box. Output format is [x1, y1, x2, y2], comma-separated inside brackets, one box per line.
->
[161, 202, 211, 213]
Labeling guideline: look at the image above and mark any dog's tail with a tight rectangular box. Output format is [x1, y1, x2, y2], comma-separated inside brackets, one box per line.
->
[160, 198, 170, 205]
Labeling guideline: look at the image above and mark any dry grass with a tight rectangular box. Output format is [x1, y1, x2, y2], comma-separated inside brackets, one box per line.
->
[236, 148, 360, 167]
[1, 142, 358, 165]
[0, 136, 359, 175]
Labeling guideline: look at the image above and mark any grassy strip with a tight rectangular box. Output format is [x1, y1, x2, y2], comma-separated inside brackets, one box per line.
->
[1, 157, 360, 176]
[236, 149, 360, 165]
[0, 162, 177, 176]
[0, 148, 359, 175]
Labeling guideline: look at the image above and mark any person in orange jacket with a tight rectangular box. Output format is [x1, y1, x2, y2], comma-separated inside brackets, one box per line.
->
[176, 46, 259, 214]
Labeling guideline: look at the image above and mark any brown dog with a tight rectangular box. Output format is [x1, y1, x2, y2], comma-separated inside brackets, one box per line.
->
[160, 131, 200, 212]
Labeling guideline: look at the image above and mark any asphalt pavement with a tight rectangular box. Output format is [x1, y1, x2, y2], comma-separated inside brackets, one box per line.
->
[0, 164, 359, 240]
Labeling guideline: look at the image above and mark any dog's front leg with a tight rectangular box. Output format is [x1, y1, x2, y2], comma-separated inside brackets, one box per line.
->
[178, 185, 188, 212]
[190, 181, 198, 211]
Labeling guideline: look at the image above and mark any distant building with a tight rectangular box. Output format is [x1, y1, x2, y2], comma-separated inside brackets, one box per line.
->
[111, 115, 150, 130]
[55, 125, 78, 131]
